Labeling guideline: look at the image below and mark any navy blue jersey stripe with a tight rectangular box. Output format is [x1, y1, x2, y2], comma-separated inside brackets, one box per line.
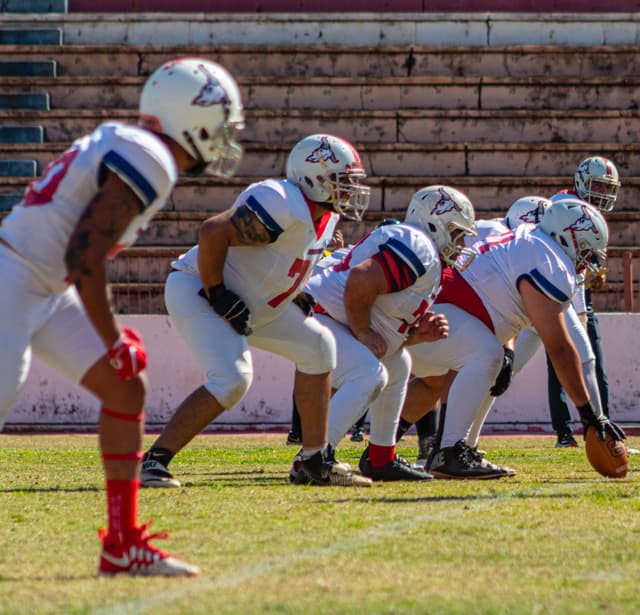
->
[526, 268, 570, 302]
[103, 150, 157, 208]
[246, 195, 284, 239]
[385, 237, 427, 277]
[373, 245, 418, 292]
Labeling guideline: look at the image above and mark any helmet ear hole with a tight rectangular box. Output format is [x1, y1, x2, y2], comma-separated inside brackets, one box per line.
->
[428, 222, 437, 233]
[199, 128, 209, 140]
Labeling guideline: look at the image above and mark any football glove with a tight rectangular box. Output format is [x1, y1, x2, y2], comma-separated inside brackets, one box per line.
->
[577, 402, 627, 442]
[293, 292, 316, 317]
[490, 347, 515, 397]
[199, 284, 252, 336]
[108, 327, 147, 381]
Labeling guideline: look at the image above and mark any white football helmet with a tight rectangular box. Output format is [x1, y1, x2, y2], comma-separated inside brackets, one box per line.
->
[286, 134, 371, 220]
[505, 196, 551, 229]
[405, 185, 477, 269]
[139, 58, 244, 177]
[539, 198, 608, 279]
[573, 156, 620, 212]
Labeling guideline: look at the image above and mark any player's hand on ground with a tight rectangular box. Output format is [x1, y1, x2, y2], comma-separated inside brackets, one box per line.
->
[293, 292, 316, 317]
[108, 327, 147, 380]
[577, 402, 626, 441]
[200, 285, 252, 336]
[490, 347, 515, 397]
[355, 327, 387, 358]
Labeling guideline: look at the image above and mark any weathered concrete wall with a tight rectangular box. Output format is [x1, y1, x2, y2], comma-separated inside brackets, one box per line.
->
[3, 313, 639, 432]
[4, 13, 640, 46]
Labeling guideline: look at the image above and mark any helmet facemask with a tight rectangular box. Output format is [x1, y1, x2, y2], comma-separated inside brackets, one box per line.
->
[182, 116, 244, 178]
[325, 169, 371, 221]
[580, 176, 619, 212]
[442, 224, 477, 271]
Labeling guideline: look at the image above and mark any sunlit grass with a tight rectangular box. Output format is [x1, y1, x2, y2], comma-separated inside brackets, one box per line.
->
[0, 433, 638, 614]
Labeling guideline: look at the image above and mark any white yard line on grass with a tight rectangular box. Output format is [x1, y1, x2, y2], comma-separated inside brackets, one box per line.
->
[91, 480, 599, 615]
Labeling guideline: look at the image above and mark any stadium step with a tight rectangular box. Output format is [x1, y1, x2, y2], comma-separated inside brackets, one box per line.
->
[2, 75, 639, 111]
[0, 125, 43, 142]
[5, 174, 640, 214]
[0, 61, 57, 77]
[0, 174, 629, 214]
[3, 108, 638, 146]
[0, 30, 63, 45]
[2, 13, 640, 47]
[0, 193, 22, 210]
[0, 93, 49, 110]
[6, 141, 640, 181]
[0, 160, 37, 177]
[1, 0, 67, 11]
[3, 44, 640, 79]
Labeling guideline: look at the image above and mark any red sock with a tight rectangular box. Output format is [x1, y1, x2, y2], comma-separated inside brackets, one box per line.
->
[369, 443, 395, 468]
[106, 479, 139, 538]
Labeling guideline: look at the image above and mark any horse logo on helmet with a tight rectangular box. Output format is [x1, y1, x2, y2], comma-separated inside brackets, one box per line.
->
[192, 63, 230, 107]
[305, 136, 340, 165]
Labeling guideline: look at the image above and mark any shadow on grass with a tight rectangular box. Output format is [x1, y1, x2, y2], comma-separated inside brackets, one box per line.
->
[0, 574, 97, 582]
[0, 485, 101, 494]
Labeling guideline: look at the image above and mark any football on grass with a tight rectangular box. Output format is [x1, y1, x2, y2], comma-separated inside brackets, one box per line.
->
[585, 427, 629, 478]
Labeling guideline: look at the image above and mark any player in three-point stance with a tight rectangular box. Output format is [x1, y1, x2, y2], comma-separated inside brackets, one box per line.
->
[141, 134, 373, 488]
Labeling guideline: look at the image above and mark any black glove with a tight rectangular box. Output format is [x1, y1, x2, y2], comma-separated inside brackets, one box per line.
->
[293, 292, 316, 317]
[490, 347, 515, 397]
[576, 402, 627, 442]
[199, 284, 252, 336]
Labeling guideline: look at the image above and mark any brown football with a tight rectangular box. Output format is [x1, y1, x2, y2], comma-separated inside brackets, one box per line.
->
[585, 427, 629, 478]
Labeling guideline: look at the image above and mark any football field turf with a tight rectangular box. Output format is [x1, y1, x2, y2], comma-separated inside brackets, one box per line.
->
[0, 433, 639, 614]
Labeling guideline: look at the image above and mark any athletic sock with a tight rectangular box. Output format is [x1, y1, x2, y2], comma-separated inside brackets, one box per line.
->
[106, 479, 139, 538]
[395, 418, 413, 442]
[369, 443, 395, 468]
[146, 446, 174, 467]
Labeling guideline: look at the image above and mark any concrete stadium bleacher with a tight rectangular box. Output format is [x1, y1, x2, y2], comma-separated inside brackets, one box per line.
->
[1, 10, 639, 312]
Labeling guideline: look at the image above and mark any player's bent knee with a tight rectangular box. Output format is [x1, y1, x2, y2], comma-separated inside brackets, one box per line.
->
[207, 370, 252, 409]
[296, 326, 337, 374]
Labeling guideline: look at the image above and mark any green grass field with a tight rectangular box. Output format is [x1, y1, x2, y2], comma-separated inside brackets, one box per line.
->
[0, 433, 639, 615]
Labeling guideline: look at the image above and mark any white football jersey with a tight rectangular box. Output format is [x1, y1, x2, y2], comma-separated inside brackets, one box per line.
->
[0, 122, 177, 293]
[459, 225, 576, 343]
[172, 178, 339, 329]
[305, 222, 442, 357]
[466, 218, 509, 247]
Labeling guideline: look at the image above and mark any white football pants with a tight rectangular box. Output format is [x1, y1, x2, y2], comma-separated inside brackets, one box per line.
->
[0, 245, 106, 428]
[165, 270, 337, 409]
[314, 314, 412, 449]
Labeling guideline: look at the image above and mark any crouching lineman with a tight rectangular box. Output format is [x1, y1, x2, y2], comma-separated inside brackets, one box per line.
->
[399, 195, 611, 466]
[0, 58, 245, 575]
[296, 185, 475, 482]
[404, 199, 625, 479]
[142, 134, 373, 488]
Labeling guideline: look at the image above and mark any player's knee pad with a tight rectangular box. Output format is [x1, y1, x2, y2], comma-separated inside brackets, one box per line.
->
[205, 365, 253, 410]
[370, 362, 389, 399]
[295, 323, 337, 375]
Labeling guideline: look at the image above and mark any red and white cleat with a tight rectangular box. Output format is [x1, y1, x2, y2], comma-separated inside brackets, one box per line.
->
[98, 521, 200, 577]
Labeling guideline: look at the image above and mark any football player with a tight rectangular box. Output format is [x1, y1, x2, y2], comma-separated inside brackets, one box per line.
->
[141, 134, 373, 488]
[0, 58, 245, 576]
[545, 157, 621, 447]
[297, 185, 474, 482]
[405, 199, 625, 478]
[402, 196, 611, 466]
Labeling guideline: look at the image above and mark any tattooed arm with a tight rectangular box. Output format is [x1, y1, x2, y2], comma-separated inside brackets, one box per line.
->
[65, 169, 144, 347]
[197, 204, 275, 291]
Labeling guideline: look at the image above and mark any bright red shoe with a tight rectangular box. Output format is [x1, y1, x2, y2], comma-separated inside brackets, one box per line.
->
[98, 521, 200, 577]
